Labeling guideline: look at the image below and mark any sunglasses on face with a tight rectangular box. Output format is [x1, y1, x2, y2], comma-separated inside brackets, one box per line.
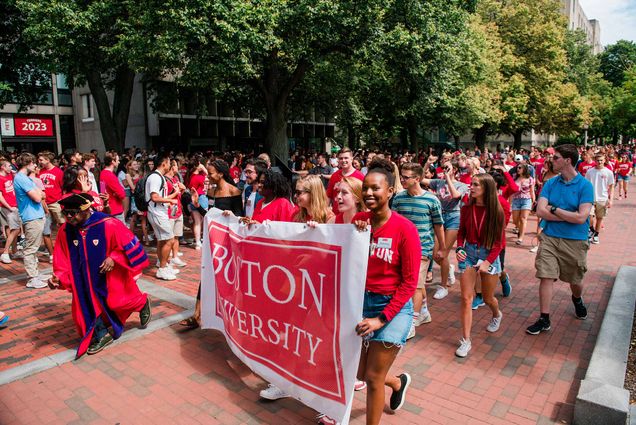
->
[62, 209, 82, 218]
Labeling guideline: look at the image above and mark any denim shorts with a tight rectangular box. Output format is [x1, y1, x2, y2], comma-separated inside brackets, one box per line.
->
[617, 174, 630, 182]
[442, 211, 460, 230]
[458, 243, 502, 275]
[188, 194, 209, 213]
[511, 197, 532, 211]
[363, 291, 413, 347]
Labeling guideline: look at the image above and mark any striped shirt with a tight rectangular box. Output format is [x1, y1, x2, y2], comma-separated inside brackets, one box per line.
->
[391, 190, 444, 257]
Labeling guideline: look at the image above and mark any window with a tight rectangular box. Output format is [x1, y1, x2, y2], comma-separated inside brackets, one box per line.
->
[81, 94, 94, 122]
[56, 74, 73, 106]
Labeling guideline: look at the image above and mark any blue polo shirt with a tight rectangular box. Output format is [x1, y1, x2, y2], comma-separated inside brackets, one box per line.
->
[540, 173, 594, 240]
[13, 172, 45, 223]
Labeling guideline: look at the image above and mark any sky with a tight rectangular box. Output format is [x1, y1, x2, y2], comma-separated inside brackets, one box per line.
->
[578, 0, 636, 46]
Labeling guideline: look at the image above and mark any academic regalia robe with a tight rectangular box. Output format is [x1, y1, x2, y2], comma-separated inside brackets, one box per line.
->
[53, 212, 149, 358]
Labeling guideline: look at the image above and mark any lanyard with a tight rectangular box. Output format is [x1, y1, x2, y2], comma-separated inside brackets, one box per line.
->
[472, 205, 486, 240]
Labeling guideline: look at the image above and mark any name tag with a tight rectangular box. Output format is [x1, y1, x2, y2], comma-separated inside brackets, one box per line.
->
[376, 237, 392, 249]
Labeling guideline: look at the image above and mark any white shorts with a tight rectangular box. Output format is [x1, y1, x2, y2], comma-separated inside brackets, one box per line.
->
[173, 216, 184, 238]
[147, 214, 174, 241]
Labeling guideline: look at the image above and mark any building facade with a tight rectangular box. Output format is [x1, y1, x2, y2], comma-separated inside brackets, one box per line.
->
[0, 74, 76, 154]
[561, 0, 603, 54]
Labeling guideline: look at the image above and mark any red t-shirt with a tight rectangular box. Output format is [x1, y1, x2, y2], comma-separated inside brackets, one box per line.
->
[229, 166, 241, 182]
[167, 176, 182, 219]
[458, 173, 472, 185]
[188, 173, 207, 196]
[608, 159, 618, 173]
[617, 160, 633, 176]
[457, 204, 504, 264]
[326, 169, 364, 214]
[252, 197, 295, 223]
[38, 166, 64, 205]
[99, 169, 126, 215]
[0, 174, 17, 208]
[577, 161, 596, 176]
[352, 211, 420, 322]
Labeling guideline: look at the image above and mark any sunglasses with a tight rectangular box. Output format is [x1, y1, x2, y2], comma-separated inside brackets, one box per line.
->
[62, 209, 83, 218]
[400, 175, 416, 180]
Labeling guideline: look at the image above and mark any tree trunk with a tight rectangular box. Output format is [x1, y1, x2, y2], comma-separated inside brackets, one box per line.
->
[454, 135, 460, 151]
[265, 101, 288, 165]
[407, 115, 419, 154]
[474, 125, 488, 152]
[513, 129, 523, 150]
[86, 67, 136, 152]
[347, 124, 357, 148]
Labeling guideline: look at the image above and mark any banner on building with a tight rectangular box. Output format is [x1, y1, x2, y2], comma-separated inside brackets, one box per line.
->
[201, 209, 369, 424]
[1, 116, 15, 137]
[14, 116, 54, 137]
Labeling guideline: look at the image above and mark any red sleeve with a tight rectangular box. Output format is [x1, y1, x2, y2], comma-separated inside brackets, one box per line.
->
[485, 211, 505, 263]
[326, 170, 340, 199]
[106, 218, 149, 272]
[381, 220, 420, 322]
[501, 172, 519, 198]
[106, 171, 126, 200]
[457, 205, 469, 247]
[52, 225, 73, 292]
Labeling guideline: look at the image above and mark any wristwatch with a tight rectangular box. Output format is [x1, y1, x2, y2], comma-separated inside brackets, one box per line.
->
[550, 205, 558, 214]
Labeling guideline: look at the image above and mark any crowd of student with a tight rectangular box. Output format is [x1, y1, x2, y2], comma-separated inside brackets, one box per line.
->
[0, 141, 633, 425]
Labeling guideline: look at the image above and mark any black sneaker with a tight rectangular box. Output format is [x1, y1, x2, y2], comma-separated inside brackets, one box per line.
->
[87, 333, 113, 355]
[572, 296, 588, 320]
[389, 373, 411, 411]
[526, 317, 551, 335]
[139, 298, 152, 329]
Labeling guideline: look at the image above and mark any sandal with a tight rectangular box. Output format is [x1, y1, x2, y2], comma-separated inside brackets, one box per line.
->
[179, 316, 199, 329]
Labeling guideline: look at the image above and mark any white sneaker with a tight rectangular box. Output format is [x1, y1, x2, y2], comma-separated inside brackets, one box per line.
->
[455, 338, 472, 358]
[406, 322, 416, 340]
[156, 267, 177, 281]
[448, 264, 456, 285]
[591, 235, 599, 244]
[194, 242, 202, 250]
[433, 285, 448, 300]
[259, 384, 289, 400]
[177, 252, 184, 257]
[169, 265, 180, 274]
[415, 309, 432, 326]
[147, 234, 154, 242]
[0, 253, 12, 264]
[487, 311, 503, 333]
[26, 277, 48, 289]
[171, 257, 187, 267]
[529, 246, 538, 253]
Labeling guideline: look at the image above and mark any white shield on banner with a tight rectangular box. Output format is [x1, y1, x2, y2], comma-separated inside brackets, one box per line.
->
[201, 208, 369, 424]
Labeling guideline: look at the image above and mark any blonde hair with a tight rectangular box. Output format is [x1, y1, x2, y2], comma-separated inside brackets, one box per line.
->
[293, 175, 332, 223]
[391, 161, 403, 192]
[339, 176, 367, 213]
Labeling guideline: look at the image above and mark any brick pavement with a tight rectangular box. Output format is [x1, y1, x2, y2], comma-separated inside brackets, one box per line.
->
[1, 188, 635, 425]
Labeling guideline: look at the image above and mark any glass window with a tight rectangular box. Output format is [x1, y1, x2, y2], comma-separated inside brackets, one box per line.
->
[81, 94, 94, 120]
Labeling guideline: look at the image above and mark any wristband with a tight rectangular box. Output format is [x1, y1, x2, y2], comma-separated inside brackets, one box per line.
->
[378, 313, 388, 324]
[455, 247, 466, 254]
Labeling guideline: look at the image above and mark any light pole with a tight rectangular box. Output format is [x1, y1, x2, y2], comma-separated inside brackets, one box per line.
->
[583, 124, 589, 148]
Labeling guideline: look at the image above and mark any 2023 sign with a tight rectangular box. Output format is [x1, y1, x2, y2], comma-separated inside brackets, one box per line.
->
[14, 117, 54, 137]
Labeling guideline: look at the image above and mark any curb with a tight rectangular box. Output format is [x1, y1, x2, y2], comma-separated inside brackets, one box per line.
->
[574, 266, 636, 425]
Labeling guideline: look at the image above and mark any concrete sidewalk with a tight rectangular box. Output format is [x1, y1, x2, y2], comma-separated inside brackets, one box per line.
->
[1, 190, 635, 424]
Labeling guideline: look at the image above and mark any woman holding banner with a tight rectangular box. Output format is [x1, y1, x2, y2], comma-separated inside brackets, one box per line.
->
[327, 176, 366, 224]
[353, 159, 420, 425]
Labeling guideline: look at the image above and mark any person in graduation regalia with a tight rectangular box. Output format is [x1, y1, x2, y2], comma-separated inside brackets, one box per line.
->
[48, 193, 152, 357]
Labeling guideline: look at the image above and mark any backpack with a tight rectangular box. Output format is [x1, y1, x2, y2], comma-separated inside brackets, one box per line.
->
[133, 171, 163, 212]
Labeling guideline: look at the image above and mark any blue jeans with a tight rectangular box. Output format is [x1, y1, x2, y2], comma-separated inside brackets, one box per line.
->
[458, 243, 502, 275]
[363, 291, 413, 347]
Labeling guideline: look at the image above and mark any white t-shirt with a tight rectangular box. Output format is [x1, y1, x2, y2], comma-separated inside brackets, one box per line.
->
[585, 167, 614, 202]
[145, 171, 169, 219]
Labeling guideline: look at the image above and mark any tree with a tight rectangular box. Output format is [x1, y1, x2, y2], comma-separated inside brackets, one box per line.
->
[121, 0, 384, 162]
[611, 68, 636, 140]
[0, 0, 51, 109]
[480, 0, 575, 149]
[19, 0, 139, 152]
[599, 40, 636, 87]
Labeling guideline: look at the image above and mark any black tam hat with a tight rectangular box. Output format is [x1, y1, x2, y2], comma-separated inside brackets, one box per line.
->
[58, 193, 94, 211]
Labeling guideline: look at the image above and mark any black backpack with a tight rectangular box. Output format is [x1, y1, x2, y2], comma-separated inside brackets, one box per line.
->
[133, 171, 163, 212]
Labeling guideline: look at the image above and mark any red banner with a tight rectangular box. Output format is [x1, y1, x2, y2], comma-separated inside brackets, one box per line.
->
[209, 221, 346, 402]
[14, 117, 54, 137]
